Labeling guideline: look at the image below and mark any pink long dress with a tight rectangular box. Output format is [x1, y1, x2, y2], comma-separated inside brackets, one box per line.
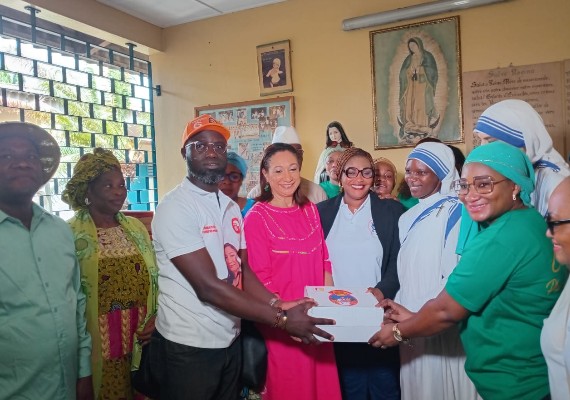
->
[243, 202, 342, 400]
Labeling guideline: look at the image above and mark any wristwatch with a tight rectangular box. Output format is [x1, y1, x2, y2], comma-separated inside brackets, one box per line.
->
[392, 324, 410, 344]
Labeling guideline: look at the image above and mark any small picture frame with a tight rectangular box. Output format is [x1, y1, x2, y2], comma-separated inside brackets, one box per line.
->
[257, 40, 293, 96]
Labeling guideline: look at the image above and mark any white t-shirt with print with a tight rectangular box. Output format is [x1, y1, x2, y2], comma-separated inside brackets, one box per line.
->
[152, 178, 245, 348]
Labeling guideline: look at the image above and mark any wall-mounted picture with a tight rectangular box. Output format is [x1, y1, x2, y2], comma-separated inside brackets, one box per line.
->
[257, 40, 293, 96]
[370, 16, 463, 149]
[195, 96, 295, 196]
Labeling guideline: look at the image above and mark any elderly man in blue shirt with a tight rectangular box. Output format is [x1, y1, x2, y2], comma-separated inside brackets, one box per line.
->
[0, 122, 93, 399]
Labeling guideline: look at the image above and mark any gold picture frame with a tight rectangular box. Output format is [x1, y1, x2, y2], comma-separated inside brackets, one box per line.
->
[370, 16, 463, 149]
[257, 40, 293, 96]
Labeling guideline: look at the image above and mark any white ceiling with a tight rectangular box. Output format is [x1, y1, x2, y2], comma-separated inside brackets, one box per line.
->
[96, 0, 286, 28]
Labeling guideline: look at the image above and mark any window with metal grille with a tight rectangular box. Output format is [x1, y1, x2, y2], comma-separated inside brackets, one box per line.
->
[0, 6, 157, 220]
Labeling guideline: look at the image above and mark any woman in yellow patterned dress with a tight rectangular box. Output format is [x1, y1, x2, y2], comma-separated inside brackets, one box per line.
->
[62, 148, 158, 400]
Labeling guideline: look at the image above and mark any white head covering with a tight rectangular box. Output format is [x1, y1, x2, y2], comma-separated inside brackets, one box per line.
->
[475, 99, 570, 170]
[272, 126, 300, 145]
[407, 142, 459, 196]
[313, 146, 346, 182]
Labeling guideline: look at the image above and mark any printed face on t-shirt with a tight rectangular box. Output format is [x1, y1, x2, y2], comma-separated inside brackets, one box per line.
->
[224, 243, 242, 289]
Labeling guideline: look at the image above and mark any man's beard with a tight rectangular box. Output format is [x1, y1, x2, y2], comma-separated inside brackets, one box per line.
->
[187, 161, 226, 185]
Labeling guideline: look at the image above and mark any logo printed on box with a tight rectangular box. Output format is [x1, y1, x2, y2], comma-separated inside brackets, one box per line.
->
[328, 290, 358, 306]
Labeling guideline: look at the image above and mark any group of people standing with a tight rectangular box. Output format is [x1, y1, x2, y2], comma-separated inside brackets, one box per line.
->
[1, 97, 570, 400]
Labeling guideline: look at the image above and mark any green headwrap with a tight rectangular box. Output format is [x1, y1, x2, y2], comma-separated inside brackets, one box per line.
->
[456, 141, 536, 255]
[464, 141, 535, 206]
[62, 148, 122, 210]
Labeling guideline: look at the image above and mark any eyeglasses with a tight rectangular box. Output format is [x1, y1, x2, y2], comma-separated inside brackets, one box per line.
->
[453, 176, 508, 195]
[545, 212, 570, 235]
[343, 167, 374, 179]
[222, 172, 243, 183]
[185, 141, 227, 155]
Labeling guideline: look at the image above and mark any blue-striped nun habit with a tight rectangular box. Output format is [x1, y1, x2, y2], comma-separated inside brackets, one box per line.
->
[395, 142, 478, 400]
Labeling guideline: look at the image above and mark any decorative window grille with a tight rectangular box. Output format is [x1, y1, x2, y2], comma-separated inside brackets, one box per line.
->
[0, 6, 157, 219]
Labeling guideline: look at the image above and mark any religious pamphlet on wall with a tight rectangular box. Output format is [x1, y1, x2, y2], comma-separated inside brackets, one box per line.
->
[462, 61, 569, 159]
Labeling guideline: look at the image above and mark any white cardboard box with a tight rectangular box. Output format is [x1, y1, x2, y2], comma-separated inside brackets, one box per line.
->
[304, 286, 383, 342]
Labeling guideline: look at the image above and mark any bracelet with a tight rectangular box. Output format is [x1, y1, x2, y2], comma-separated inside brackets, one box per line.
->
[269, 297, 280, 307]
[272, 308, 284, 328]
[392, 323, 411, 345]
[277, 310, 288, 330]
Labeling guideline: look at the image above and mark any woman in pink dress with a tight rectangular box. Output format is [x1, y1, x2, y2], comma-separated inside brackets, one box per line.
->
[244, 143, 342, 400]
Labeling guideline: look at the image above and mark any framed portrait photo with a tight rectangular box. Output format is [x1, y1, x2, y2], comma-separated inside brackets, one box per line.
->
[257, 40, 293, 96]
[370, 16, 463, 149]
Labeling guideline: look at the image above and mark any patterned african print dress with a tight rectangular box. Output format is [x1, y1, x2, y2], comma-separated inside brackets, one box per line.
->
[97, 225, 149, 400]
[68, 210, 158, 400]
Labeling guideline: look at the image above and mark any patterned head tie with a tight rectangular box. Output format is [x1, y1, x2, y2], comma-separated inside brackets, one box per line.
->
[62, 148, 122, 210]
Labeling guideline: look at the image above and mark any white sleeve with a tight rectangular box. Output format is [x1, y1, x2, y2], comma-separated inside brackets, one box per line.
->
[152, 196, 204, 260]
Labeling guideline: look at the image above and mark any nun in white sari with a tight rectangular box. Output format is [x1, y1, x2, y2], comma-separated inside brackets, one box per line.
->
[395, 142, 478, 400]
[474, 99, 570, 216]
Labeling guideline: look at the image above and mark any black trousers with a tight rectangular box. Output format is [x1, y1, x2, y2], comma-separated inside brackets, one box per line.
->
[151, 330, 242, 400]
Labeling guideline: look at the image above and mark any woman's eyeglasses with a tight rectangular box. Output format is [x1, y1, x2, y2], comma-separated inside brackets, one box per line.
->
[222, 172, 243, 183]
[343, 167, 374, 179]
[185, 141, 227, 155]
[453, 176, 508, 195]
[545, 212, 570, 235]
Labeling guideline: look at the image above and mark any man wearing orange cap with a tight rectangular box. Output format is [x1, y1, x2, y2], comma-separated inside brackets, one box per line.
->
[0, 122, 93, 399]
[150, 114, 335, 400]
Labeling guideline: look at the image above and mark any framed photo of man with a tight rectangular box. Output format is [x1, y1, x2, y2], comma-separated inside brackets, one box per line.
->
[257, 40, 293, 96]
[370, 16, 463, 149]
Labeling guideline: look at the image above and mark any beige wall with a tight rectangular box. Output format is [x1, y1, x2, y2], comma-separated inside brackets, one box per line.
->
[151, 0, 570, 196]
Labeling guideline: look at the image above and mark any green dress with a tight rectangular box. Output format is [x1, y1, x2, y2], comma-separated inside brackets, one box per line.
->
[446, 208, 566, 400]
[319, 181, 341, 199]
[397, 193, 419, 210]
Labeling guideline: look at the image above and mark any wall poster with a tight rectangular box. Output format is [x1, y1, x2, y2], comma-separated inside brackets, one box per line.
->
[462, 61, 568, 156]
[195, 96, 295, 196]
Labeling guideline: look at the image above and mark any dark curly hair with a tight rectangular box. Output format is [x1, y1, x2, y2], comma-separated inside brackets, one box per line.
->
[325, 121, 353, 148]
[255, 143, 309, 206]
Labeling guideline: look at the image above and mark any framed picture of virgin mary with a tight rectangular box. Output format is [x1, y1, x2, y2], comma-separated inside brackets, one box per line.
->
[370, 16, 463, 149]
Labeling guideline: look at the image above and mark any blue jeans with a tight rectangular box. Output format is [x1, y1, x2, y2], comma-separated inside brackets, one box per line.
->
[151, 330, 241, 400]
[334, 343, 400, 400]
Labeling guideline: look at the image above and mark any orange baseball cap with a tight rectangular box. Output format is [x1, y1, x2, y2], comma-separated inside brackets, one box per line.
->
[181, 114, 231, 148]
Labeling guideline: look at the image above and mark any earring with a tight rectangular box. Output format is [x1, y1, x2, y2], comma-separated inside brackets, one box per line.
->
[512, 194, 517, 201]
[85, 197, 91, 206]
[264, 184, 270, 192]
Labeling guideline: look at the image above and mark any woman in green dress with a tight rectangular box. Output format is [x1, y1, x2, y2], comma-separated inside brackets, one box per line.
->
[62, 148, 158, 399]
[370, 141, 566, 400]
